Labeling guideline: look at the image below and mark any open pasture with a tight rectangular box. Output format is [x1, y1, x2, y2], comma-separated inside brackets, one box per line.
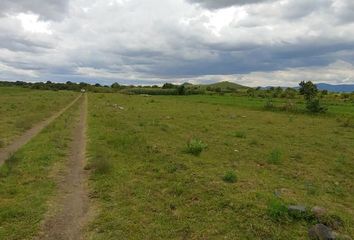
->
[86, 93, 354, 239]
[0, 87, 78, 148]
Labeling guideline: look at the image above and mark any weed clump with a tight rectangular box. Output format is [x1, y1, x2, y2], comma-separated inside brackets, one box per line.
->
[185, 139, 207, 156]
[267, 198, 288, 221]
[222, 171, 238, 183]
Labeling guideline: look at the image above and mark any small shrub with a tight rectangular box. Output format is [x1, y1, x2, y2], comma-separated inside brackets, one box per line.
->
[222, 171, 238, 183]
[268, 149, 282, 164]
[306, 98, 327, 113]
[185, 139, 207, 156]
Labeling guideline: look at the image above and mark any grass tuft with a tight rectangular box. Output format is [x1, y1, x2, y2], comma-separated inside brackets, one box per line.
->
[185, 138, 207, 156]
[222, 171, 238, 183]
[232, 131, 246, 138]
[267, 198, 288, 221]
[268, 149, 282, 164]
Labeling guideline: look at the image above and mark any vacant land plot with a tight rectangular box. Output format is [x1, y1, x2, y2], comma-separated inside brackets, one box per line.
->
[0, 96, 82, 239]
[0, 87, 77, 148]
[87, 93, 354, 239]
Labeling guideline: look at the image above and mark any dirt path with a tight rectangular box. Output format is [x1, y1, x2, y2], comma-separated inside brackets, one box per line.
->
[37, 94, 90, 240]
[0, 94, 82, 166]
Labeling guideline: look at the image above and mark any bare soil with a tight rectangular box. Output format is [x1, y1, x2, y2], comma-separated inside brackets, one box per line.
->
[37, 94, 90, 240]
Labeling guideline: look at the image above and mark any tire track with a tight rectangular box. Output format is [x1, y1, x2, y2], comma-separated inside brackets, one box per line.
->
[0, 94, 82, 166]
[37, 94, 90, 240]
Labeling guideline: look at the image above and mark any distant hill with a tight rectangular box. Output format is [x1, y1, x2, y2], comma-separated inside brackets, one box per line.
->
[316, 83, 354, 93]
[195, 81, 249, 91]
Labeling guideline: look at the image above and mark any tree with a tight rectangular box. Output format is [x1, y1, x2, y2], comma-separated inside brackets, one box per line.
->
[111, 82, 121, 89]
[177, 85, 186, 95]
[299, 81, 318, 101]
[162, 83, 175, 89]
[299, 81, 327, 113]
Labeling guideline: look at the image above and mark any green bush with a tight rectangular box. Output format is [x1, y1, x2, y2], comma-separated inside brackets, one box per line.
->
[306, 98, 327, 113]
[222, 171, 238, 183]
[185, 139, 207, 156]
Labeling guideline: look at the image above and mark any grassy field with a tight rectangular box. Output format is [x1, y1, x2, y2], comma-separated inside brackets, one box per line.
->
[179, 94, 354, 116]
[0, 87, 78, 148]
[86, 93, 354, 239]
[0, 87, 353, 239]
[0, 95, 81, 239]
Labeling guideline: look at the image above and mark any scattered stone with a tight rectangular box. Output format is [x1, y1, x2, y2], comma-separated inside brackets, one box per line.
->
[308, 224, 335, 240]
[312, 206, 327, 218]
[288, 205, 306, 212]
[288, 205, 308, 219]
[323, 215, 344, 230]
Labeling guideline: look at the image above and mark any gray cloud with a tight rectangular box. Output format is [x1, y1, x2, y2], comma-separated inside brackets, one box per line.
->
[187, 0, 273, 9]
[0, 0, 69, 20]
[0, 0, 354, 86]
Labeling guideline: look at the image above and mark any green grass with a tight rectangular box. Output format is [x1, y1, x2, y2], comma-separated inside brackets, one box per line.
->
[222, 171, 238, 183]
[86, 93, 354, 239]
[0, 87, 353, 239]
[0, 87, 78, 148]
[0, 96, 81, 239]
[268, 149, 282, 165]
[176, 94, 354, 116]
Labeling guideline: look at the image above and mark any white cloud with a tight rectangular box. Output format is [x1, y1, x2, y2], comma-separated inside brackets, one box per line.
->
[0, 62, 39, 78]
[16, 13, 53, 34]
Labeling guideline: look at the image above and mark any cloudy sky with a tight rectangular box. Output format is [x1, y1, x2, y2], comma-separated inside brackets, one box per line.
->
[0, 0, 354, 86]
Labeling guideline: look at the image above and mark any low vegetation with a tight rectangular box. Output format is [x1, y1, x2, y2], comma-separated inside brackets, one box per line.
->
[185, 138, 208, 156]
[86, 92, 354, 239]
[0, 84, 353, 239]
[0, 98, 80, 239]
[0, 87, 77, 148]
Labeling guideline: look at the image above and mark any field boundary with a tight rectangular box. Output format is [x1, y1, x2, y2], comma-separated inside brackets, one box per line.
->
[0, 93, 82, 166]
